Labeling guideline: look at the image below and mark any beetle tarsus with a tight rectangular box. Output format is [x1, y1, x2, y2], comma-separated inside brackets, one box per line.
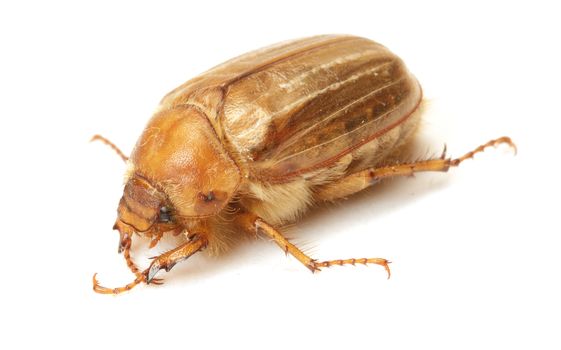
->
[93, 272, 150, 294]
[451, 136, 516, 166]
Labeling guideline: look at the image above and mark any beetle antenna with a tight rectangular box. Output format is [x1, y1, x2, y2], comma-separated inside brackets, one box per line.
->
[91, 134, 129, 162]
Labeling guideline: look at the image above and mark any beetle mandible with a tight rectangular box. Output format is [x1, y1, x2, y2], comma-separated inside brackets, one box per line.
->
[92, 35, 516, 294]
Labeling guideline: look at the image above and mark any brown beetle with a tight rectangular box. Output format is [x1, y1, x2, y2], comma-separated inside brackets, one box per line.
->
[92, 35, 515, 294]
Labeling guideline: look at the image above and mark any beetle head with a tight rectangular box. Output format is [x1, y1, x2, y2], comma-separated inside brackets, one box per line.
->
[116, 175, 166, 232]
[113, 174, 177, 252]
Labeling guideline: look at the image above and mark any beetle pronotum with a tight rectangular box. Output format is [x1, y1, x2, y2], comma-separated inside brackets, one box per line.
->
[92, 35, 515, 294]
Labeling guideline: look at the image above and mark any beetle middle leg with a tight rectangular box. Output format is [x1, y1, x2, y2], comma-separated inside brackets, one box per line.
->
[316, 136, 516, 201]
[235, 212, 391, 277]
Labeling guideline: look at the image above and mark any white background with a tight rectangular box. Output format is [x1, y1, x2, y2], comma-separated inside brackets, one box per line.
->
[1, 1, 559, 349]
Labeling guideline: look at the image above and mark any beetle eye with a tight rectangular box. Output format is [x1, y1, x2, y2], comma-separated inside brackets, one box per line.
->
[159, 206, 172, 223]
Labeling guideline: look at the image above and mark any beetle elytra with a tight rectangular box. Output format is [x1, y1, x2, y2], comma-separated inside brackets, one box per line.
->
[92, 35, 516, 294]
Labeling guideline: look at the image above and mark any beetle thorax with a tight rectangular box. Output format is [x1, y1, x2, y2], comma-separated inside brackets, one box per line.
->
[126, 105, 241, 219]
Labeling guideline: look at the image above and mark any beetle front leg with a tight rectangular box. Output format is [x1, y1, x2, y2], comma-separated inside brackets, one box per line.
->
[93, 235, 208, 294]
[112, 220, 162, 284]
[93, 241, 164, 295]
[118, 234, 164, 286]
[235, 212, 391, 277]
[145, 234, 208, 283]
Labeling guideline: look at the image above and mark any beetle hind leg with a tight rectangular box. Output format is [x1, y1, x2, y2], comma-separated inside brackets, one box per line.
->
[316, 136, 516, 201]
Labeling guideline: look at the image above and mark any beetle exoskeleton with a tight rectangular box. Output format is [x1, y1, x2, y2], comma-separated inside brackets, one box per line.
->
[92, 35, 515, 294]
